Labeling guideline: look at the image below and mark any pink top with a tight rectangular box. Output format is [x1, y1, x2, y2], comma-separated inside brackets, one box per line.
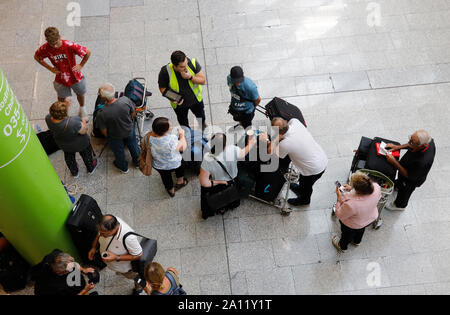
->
[335, 183, 381, 229]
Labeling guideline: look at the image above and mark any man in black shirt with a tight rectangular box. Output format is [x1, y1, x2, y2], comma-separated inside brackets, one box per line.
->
[34, 250, 97, 295]
[385, 130, 436, 211]
[158, 50, 207, 130]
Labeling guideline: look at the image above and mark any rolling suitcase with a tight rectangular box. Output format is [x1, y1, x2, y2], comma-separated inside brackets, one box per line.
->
[66, 194, 104, 267]
[37, 130, 60, 155]
[256, 97, 307, 127]
[254, 157, 291, 202]
[365, 137, 401, 182]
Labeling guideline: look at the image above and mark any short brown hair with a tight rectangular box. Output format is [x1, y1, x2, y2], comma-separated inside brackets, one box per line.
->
[350, 171, 374, 195]
[45, 27, 60, 43]
[144, 262, 165, 292]
[49, 101, 68, 120]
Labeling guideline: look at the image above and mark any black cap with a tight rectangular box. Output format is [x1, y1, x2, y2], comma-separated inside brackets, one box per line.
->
[230, 66, 244, 84]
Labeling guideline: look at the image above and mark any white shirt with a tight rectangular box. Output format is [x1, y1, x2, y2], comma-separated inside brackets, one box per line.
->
[201, 145, 241, 181]
[278, 119, 328, 176]
[98, 217, 143, 274]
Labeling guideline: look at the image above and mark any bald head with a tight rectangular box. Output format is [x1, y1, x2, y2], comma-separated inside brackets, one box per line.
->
[99, 83, 115, 102]
[271, 117, 289, 135]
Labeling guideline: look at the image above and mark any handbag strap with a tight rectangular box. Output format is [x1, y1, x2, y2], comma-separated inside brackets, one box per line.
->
[232, 85, 253, 103]
[210, 154, 234, 181]
[122, 231, 146, 251]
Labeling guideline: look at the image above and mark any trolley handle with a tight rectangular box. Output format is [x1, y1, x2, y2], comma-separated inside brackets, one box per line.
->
[133, 77, 148, 109]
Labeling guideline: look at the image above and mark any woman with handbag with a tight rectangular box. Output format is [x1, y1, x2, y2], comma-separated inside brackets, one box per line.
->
[45, 100, 97, 178]
[148, 117, 188, 197]
[199, 133, 257, 219]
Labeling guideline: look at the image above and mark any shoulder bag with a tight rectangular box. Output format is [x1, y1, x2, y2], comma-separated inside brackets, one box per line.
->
[205, 155, 240, 212]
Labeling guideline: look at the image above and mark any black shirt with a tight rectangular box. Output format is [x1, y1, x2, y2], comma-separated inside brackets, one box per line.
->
[399, 139, 436, 187]
[34, 271, 86, 296]
[158, 58, 202, 106]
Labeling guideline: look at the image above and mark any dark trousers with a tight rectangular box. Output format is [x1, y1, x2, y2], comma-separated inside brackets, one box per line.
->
[174, 101, 206, 128]
[394, 176, 417, 208]
[155, 164, 185, 191]
[64, 145, 96, 176]
[297, 170, 325, 203]
[339, 220, 366, 250]
[107, 128, 140, 172]
[232, 110, 255, 129]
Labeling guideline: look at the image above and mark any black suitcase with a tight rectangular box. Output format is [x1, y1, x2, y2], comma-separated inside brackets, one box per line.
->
[257, 97, 307, 127]
[254, 157, 291, 202]
[66, 194, 103, 266]
[37, 130, 60, 155]
[365, 137, 401, 181]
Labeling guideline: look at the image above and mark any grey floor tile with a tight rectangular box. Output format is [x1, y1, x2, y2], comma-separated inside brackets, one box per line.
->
[111, 0, 144, 8]
[180, 245, 228, 276]
[246, 267, 296, 295]
[228, 240, 276, 274]
[382, 253, 437, 286]
[272, 236, 321, 267]
[78, 0, 110, 17]
[331, 71, 371, 92]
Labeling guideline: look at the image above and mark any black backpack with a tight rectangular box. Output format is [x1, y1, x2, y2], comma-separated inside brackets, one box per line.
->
[92, 95, 106, 138]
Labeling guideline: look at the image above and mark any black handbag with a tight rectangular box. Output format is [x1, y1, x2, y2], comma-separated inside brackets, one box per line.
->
[122, 232, 157, 277]
[205, 156, 240, 212]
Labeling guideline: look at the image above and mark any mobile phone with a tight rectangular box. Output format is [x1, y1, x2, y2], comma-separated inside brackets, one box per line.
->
[335, 181, 342, 188]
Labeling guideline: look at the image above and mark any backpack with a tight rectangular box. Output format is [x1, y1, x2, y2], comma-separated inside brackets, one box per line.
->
[138, 133, 153, 176]
[151, 270, 187, 295]
[92, 95, 106, 138]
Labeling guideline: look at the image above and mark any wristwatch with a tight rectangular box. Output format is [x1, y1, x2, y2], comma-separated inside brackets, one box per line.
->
[116, 255, 121, 262]
[189, 75, 193, 80]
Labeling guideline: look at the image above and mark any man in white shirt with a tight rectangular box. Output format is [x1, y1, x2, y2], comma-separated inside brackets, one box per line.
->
[88, 215, 143, 293]
[262, 117, 328, 206]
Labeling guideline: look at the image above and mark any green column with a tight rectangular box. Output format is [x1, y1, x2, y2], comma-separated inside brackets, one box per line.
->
[0, 68, 77, 265]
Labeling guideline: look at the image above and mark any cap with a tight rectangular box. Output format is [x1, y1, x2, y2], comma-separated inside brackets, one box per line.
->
[230, 66, 244, 84]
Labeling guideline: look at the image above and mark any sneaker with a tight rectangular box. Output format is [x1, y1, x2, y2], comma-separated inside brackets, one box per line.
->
[385, 202, 405, 211]
[289, 183, 301, 196]
[287, 198, 310, 206]
[332, 235, 346, 253]
[72, 172, 80, 179]
[79, 106, 88, 118]
[350, 242, 361, 247]
[121, 168, 130, 174]
[113, 160, 129, 174]
[88, 159, 99, 175]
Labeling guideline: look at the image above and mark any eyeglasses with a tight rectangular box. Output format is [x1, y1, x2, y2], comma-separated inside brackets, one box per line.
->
[408, 135, 420, 147]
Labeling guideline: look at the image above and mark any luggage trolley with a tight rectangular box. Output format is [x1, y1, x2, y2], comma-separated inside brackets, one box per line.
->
[238, 97, 306, 216]
[337, 136, 399, 229]
[116, 77, 154, 143]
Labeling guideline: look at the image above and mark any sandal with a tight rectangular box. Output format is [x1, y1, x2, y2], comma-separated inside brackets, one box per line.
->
[166, 189, 175, 198]
[174, 178, 188, 191]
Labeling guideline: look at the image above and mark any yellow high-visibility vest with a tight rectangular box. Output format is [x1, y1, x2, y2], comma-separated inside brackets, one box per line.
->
[166, 58, 203, 109]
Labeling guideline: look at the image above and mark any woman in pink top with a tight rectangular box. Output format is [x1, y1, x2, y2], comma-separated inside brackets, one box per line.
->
[332, 172, 381, 253]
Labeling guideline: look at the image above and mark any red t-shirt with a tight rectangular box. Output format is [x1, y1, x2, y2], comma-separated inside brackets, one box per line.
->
[35, 40, 87, 86]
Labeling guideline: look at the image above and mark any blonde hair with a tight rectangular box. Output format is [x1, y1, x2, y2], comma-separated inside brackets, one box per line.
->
[49, 101, 68, 120]
[350, 171, 374, 195]
[144, 262, 165, 292]
[45, 27, 60, 43]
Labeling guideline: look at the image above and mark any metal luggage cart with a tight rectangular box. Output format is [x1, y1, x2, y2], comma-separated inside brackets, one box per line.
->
[248, 165, 300, 216]
[131, 77, 154, 143]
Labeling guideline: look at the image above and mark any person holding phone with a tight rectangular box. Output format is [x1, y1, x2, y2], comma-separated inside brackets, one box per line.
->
[158, 50, 207, 130]
[147, 117, 188, 197]
[332, 171, 381, 253]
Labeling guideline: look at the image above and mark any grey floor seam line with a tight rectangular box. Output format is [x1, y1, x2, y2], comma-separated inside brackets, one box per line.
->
[196, 0, 214, 125]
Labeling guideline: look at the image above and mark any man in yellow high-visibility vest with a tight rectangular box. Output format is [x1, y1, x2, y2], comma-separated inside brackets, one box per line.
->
[158, 51, 207, 130]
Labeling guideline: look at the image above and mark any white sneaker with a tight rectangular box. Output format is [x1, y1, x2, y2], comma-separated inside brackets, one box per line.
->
[385, 202, 405, 211]
[79, 106, 89, 121]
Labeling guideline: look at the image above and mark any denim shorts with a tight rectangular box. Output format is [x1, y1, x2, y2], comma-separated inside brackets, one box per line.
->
[53, 76, 87, 98]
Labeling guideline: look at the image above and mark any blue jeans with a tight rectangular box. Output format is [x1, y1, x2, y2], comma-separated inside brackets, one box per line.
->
[107, 128, 140, 172]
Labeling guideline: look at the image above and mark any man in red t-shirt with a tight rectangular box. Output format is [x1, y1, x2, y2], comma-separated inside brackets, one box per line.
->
[34, 27, 91, 118]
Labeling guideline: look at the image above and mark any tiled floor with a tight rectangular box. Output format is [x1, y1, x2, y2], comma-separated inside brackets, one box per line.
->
[1, 0, 450, 295]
